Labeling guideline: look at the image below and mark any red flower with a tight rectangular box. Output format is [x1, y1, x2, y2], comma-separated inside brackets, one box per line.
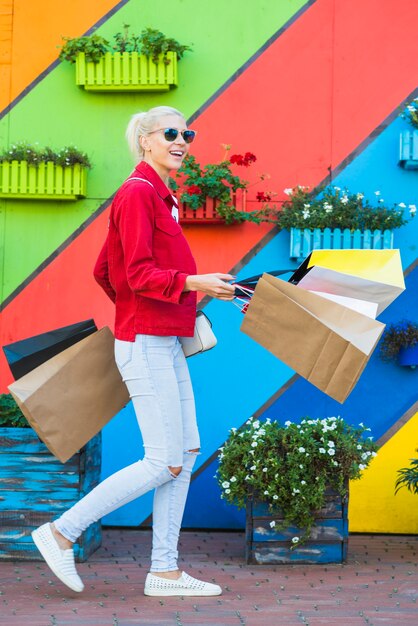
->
[230, 154, 245, 165]
[244, 152, 257, 165]
[256, 191, 272, 202]
[187, 185, 202, 194]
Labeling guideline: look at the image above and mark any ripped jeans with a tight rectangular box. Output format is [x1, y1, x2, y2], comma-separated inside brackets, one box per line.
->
[54, 334, 200, 572]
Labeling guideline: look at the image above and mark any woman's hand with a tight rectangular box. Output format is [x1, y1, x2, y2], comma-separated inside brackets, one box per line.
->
[184, 273, 236, 300]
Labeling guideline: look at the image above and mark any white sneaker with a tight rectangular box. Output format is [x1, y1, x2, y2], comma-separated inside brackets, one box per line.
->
[144, 571, 222, 596]
[31, 523, 84, 593]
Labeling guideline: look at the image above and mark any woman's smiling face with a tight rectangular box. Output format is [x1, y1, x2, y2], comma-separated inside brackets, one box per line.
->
[141, 114, 191, 180]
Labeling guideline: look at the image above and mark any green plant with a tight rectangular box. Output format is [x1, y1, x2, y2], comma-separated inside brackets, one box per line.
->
[59, 26, 191, 65]
[0, 393, 29, 428]
[379, 320, 418, 362]
[395, 452, 418, 495]
[217, 416, 377, 545]
[402, 98, 418, 130]
[172, 150, 275, 224]
[59, 34, 110, 63]
[0, 143, 91, 168]
[275, 185, 415, 231]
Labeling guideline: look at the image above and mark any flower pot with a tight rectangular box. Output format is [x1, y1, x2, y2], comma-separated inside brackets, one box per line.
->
[178, 191, 246, 224]
[398, 344, 418, 368]
[0, 428, 102, 561]
[289, 227, 394, 260]
[399, 130, 418, 170]
[0, 161, 88, 200]
[246, 488, 348, 564]
[75, 51, 178, 92]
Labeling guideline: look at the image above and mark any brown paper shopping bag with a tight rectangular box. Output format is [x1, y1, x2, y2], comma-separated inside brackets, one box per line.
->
[241, 274, 385, 403]
[8, 327, 130, 462]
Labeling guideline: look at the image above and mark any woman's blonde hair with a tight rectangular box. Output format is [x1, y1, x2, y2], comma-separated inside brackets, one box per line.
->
[126, 106, 186, 161]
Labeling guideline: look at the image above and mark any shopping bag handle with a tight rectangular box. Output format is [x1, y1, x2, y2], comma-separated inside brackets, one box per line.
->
[233, 269, 294, 294]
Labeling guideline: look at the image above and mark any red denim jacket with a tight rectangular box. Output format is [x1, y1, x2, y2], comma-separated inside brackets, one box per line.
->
[94, 162, 197, 341]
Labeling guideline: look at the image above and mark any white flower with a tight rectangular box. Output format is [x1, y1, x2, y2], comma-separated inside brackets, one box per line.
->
[319, 448, 326, 454]
[341, 195, 349, 204]
[333, 460, 339, 466]
[245, 475, 251, 480]
[222, 481, 230, 488]
[253, 420, 260, 429]
[303, 203, 311, 209]
[357, 444, 362, 450]
[356, 193, 364, 200]
[230, 476, 237, 482]
[270, 520, 276, 528]
[273, 495, 278, 500]
[262, 467, 268, 473]
[327, 441, 335, 447]
[409, 204, 417, 215]
[398, 202, 406, 208]
[371, 451, 377, 457]
[359, 422, 364, 428]
[301, 480, 306, 485]
[284, 420, 292, 427]
[323, 202, 333, 213]
[374, 190, 381, 196]
[251, 441, 258, 447]
[230, 427, 237, 433]
[302, 209, 310, 219]
[334, 186, 341, 191]
[264, 490, 269, 495]
[359, 464, 366, 470]
[299, 464, 304, 469]
[328, 448, 335, 456]
[250, 465, 256, 471]
[292, 536, 300, 544]
[298, 447, 305, 453]
[283, 188, 293, 195]
[292, 488, 301, 494]
[225, 488, 231, 494]
[361, 453, 369, 460]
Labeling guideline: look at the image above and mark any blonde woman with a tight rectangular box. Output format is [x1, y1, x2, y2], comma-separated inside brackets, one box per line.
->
[32, 106, 235, 597]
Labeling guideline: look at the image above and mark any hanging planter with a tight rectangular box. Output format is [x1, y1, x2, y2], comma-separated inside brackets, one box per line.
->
[0, 426, 102, 561]
[290, 227, 394, 260]
[246, 489, 348, 565]
[399, 130, 418, 170]
[379, 320, 418, 369]
[75, 51, 178, 92]
[0, 161, 88, 200]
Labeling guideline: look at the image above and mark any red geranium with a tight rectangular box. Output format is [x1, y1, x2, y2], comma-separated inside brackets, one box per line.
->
[256, 191, 272, 202]
[187, 184, 202, 194]
[230, 152, 257, 167]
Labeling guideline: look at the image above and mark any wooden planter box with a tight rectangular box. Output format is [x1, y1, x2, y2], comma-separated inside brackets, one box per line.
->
[0, 428, 102, 562]
[399, 130, 418, 170]
[75, 51, 178, 92]
[246, 488, 348, 565]
[179, 191, 246, 224]
[290, 227, 394, 261]
[0, 161, 88, 200]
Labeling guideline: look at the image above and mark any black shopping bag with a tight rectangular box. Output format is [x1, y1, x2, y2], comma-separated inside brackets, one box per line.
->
[3, 319, 97, 380]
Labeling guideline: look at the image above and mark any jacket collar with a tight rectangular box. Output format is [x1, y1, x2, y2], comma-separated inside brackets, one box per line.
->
[133, 162, 175, 207]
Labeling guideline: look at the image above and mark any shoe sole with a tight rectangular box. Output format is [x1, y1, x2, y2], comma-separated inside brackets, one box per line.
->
[144, 587, 222, 597]
[31, 528, 84, 593]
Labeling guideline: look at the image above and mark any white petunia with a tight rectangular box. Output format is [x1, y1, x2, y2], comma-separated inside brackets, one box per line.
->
[270, 520, 276, 528]
[319, 448, 326, 454]
[283, 188, 293, 195]
[273, 495, 279, 500]
[341, 195, 349, 204]
[359, 464, 366, 470]
[398, 202, 406, 208]
[230, 476, 237, 482]
[225, 488, 231, 494]
[298, 447, 305, 453]
[409, 204, 417, 215]
[327, 441, 335, 447]
[328, 449, 335, 456]
[264, 490, 269, 495]
[222, 481, 230, 488]
[262, 468, 268, 473]
[251, 441, 258, 447]
[301, 480, 306, 485]
[284, 420, 292, 427]
[292, 536, 300, 544]
[371, 451, 377, 457]
[250, 465, 256, 471]
[302, 209, 310, 219]
[357, 444, 362, 450]
[374, 191, 381, 196]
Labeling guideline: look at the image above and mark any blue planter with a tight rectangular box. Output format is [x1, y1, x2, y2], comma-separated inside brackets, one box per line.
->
[398, 344, 418, 368]
[246, 488, 348, 564]
[290, 227, 394, 261]
[0, 427, 102, 561]
[399, 130, 418, 170]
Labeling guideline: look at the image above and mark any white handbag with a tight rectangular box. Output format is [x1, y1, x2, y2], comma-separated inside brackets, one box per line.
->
[180, 311, 217, 357]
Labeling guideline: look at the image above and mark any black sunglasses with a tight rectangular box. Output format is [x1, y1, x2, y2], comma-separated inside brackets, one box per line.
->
[149, 127, 197, 144]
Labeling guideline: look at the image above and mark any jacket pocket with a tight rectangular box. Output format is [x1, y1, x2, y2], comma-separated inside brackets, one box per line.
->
[155, 216, 182, 236]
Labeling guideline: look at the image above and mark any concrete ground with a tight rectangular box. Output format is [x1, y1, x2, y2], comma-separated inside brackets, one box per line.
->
[0, 529, 417, 626]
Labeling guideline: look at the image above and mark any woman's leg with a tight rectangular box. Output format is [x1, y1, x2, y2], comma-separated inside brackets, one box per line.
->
[54, 334, 185, 544]
[151, 339, 200, 573]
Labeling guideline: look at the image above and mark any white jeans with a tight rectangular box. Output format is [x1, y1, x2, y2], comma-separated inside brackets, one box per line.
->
[54, 334, 200, 572]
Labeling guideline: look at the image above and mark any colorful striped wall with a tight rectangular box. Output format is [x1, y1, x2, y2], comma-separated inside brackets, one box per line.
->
[1, 0, 417, 533]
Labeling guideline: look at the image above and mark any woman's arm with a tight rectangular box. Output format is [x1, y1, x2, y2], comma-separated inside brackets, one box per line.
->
[93, 237, 116, 303]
